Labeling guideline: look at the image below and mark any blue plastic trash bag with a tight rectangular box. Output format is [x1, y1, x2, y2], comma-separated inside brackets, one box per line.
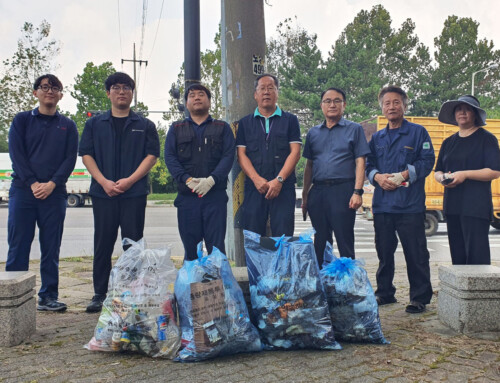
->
[320, 242, 388, 344]
[85, 238, 181, 358]
[244, 229, 341, 350]
[174, 244, 261, 362]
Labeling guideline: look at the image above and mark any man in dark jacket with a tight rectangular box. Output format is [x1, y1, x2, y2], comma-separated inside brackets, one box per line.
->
[6, 74, 78, 312]
[366, 85, 434, 314]
[79, 72, 160, 313]
[165, 84, 235, 260]
[236, 74, 301, 236]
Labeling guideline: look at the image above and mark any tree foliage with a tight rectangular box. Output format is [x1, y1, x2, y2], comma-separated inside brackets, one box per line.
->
[70, 62, 115, 133]
[0, 20, 60, 152]
[267, 17, 326, 129]
[424, 16, 500, 116]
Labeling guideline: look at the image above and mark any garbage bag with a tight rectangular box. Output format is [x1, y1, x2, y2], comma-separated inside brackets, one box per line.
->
[320, 242, 388, 344]
[85, 238, 181, 358]
[174, 244, 261, 362]
[244, 229, 341, 350]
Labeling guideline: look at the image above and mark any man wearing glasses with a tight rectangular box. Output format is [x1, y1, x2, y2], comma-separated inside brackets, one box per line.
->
[236, 73, 301, 237]
[6, 74, 78, 311]
[79, 72, 160, 313]
[302, 88, 370, 266]
[165, 84, 235, 260]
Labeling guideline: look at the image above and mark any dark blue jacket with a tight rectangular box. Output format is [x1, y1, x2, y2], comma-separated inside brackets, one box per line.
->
[78, 110, 160, 199]
[164, 116, 235, 195]
[366, 119, 435, 214]
[9, 108, 78, 193]
[236, 110, 301, 189]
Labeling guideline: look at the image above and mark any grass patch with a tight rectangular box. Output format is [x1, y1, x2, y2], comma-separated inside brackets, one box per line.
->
[148, 193, 177, 201]
[60, 257, 90, 263]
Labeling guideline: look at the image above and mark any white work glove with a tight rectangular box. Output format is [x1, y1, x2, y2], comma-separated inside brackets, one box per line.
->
[193, 176, 215, 197]
[186, 177, 200, 191]
[388, 172, 405, 186]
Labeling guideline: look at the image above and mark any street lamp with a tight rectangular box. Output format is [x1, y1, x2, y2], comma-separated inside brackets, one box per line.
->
[471, 63, 499, 96]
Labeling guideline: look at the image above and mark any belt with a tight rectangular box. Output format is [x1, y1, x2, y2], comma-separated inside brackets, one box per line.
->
[313, 178, 354, 186]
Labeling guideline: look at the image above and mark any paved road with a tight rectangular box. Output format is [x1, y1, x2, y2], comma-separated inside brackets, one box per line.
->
[2, 204, 500, 263]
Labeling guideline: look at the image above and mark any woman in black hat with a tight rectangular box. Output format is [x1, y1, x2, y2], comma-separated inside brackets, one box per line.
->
[434, 95, 500, 265]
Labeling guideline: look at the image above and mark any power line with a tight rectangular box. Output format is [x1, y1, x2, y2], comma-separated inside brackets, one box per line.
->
[137, 0, 148, 96]
[148, 0, 165, 59]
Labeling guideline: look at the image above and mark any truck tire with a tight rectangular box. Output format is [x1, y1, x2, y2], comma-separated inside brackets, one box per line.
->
[67, 194, 80, 208]
[490, 221, 500, 230]
[424, 213, 438, 237]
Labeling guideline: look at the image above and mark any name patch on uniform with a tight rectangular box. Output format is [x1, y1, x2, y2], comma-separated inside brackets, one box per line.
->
[423, 142, 430, 149]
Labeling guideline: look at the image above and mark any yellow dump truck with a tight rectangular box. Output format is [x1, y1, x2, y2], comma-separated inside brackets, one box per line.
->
[362, 116, 500, 236]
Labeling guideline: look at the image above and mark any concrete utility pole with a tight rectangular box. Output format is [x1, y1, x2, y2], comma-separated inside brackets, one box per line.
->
[222, 0, 266, 266]
[121, 43, 148, 108]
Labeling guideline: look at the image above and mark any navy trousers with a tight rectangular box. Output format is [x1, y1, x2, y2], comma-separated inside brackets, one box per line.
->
[307, 181, 356, 266]
[446, 214, 491, 265]
[175, 189, 228, 261]
[373, 212, 433, 304]
[91, 195, 147, 295]
[6, 185, 67, 300]
[242, 185, 295, 237]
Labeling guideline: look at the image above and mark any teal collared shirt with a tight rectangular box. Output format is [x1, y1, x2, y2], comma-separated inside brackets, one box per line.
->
[253, 106, 282, 133]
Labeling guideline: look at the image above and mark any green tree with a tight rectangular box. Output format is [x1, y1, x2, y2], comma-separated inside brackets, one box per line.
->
[326, 5, 391, 121]
[423, 16, 500, 116]
[381, 19, 432, 115]
[267, 17, 326, 129]
[326, 5, 431, 120]
[164, 31, 223, 126]
[0, 20, 60, 151]
[70, 62, 115, 133]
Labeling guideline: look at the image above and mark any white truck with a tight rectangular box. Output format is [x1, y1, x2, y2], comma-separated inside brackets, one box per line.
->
[0, 153, 91, 207]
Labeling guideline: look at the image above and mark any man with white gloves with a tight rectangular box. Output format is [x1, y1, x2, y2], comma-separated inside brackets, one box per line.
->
[366, 85, 435, 314]
[165, 84, 235, 260]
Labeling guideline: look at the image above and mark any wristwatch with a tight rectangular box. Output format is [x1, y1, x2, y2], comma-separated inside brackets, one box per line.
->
[277, 176, 284, 183]
[353, 188, 364, 196]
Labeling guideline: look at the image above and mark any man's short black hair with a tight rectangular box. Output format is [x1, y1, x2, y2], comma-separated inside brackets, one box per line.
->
[320, 87, 346, 102]
[184, 83, 212, 102]
[105, 72, 135, 91]
[254, 73, 279, 90]
[34, 74, 63, 91]
[378, 85, 408, 107]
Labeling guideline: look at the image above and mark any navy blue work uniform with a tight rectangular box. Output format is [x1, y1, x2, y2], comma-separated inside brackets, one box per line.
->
[366, 119, 435, 305]
[236, 107, 302, 236]
[165, 116, 235, 260]
[303, 118, 370, 264]
[435, 128, 500, 265]
[6, 108, 78, 300]
[79, 110, 160, 296]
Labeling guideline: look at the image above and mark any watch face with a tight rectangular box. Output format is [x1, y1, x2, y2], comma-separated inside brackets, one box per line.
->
[277, 176, 284, 183]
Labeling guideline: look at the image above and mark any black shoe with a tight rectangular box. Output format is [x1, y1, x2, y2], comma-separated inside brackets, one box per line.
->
[405, 301, 426, 314]
[86, 295, 105, 313]
[37, 298, 67, 312]
[376, 296, 398, 306]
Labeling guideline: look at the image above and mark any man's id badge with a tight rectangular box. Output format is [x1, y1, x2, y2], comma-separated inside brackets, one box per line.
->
[423, 142, 430, 149]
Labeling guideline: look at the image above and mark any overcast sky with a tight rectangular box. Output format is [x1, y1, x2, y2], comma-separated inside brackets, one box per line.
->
[1, 0, 499, 125]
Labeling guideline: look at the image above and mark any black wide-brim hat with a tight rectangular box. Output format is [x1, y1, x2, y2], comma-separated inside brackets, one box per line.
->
[437, 95, 487, 126]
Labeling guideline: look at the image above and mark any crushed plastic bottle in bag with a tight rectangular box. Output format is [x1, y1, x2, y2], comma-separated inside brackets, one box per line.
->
[85, 238, 181, 358]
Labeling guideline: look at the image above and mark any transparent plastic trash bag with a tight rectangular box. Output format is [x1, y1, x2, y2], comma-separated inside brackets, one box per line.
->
[320, 242, 388, 344]
[244, 229, 341, 350]
[174, 244, 261, 362]
[85, 238, 181, 358]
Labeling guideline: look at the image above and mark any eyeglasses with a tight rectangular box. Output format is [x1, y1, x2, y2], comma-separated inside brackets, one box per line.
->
[256, 86, 277, 93]
[110, 85, 133, 92]
[38, 85, 61, 93]
[321, 98, 344, 105]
